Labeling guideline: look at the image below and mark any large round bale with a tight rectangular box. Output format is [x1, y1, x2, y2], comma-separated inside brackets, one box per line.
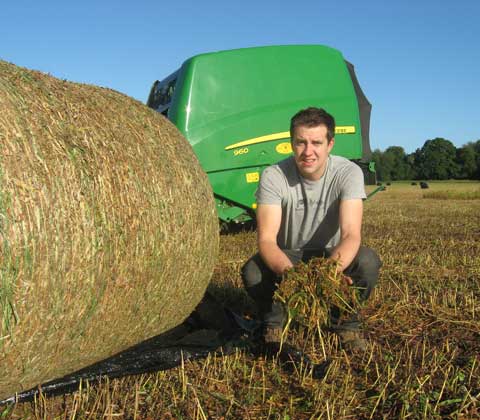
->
[0, 60, 219, 400]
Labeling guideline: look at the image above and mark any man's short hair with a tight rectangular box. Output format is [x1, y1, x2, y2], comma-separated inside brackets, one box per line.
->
[290, 107, 336, 142]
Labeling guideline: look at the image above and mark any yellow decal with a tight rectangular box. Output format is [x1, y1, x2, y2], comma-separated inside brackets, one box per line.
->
[275, 142, 292, 154]
[246, 172, 259, 183]
[252, 203, 257, 209]
[233, 147, 249, 156]
[226, 127, 356, 151]
[226, 131, 290, 150]
[335, 126, 356, 134]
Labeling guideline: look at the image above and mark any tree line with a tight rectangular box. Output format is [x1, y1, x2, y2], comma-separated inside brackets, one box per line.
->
[371, 138, 480, 181]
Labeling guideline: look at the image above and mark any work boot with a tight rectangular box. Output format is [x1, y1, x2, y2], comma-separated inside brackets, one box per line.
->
[262, 327, 307, 365]
[260, 326, 283, 356]
[263, 326, 283, 345]
[337, 329, 368, 352]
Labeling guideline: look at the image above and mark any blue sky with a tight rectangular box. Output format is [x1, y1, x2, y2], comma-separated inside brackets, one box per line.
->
[1, 0, 479, 153]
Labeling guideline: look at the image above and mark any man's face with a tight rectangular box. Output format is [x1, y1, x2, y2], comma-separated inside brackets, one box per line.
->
[291, 124, 335, 181]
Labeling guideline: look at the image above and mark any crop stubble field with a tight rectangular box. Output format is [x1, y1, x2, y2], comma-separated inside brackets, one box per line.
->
[3, 182, 480, 419]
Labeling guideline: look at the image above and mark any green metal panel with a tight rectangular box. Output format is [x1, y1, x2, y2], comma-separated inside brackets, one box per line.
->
[152, 45, 369, 222]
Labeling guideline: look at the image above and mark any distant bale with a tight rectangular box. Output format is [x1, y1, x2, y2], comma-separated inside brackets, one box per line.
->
[376, 182, 382, 186]
[386, 182, 391, 186]
[411, 182, 417, 186]
[420, 181, 429, 189]
[0, 61, 219, 400]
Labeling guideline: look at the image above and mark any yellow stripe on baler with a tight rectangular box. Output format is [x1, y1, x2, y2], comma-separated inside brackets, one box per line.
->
[225, 126, 356, 151]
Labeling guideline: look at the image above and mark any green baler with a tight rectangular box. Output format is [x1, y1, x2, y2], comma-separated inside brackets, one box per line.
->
[147, 45, 375, 224]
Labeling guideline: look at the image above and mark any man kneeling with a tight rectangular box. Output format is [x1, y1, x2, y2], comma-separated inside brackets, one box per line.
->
[241, 107, 381, 352]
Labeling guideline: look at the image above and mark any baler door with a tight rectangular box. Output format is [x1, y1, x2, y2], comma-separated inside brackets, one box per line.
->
[345, 61, 372, 161]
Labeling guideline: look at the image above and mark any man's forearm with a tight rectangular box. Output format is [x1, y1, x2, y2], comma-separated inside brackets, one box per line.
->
[329, 236, 361, 272]
[258, 241, 294, 275]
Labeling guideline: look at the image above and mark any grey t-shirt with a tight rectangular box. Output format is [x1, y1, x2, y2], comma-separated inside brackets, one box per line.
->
[256, 155, 366, 250]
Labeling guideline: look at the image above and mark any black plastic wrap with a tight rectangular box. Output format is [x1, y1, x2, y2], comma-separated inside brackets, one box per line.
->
[0, 292, 329, 405]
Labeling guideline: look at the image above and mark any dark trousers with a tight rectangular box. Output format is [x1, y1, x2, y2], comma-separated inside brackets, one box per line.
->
[241, 246, 381, 331]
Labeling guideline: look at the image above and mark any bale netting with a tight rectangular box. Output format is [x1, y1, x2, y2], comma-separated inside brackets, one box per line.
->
[0, 60, 219, 400]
